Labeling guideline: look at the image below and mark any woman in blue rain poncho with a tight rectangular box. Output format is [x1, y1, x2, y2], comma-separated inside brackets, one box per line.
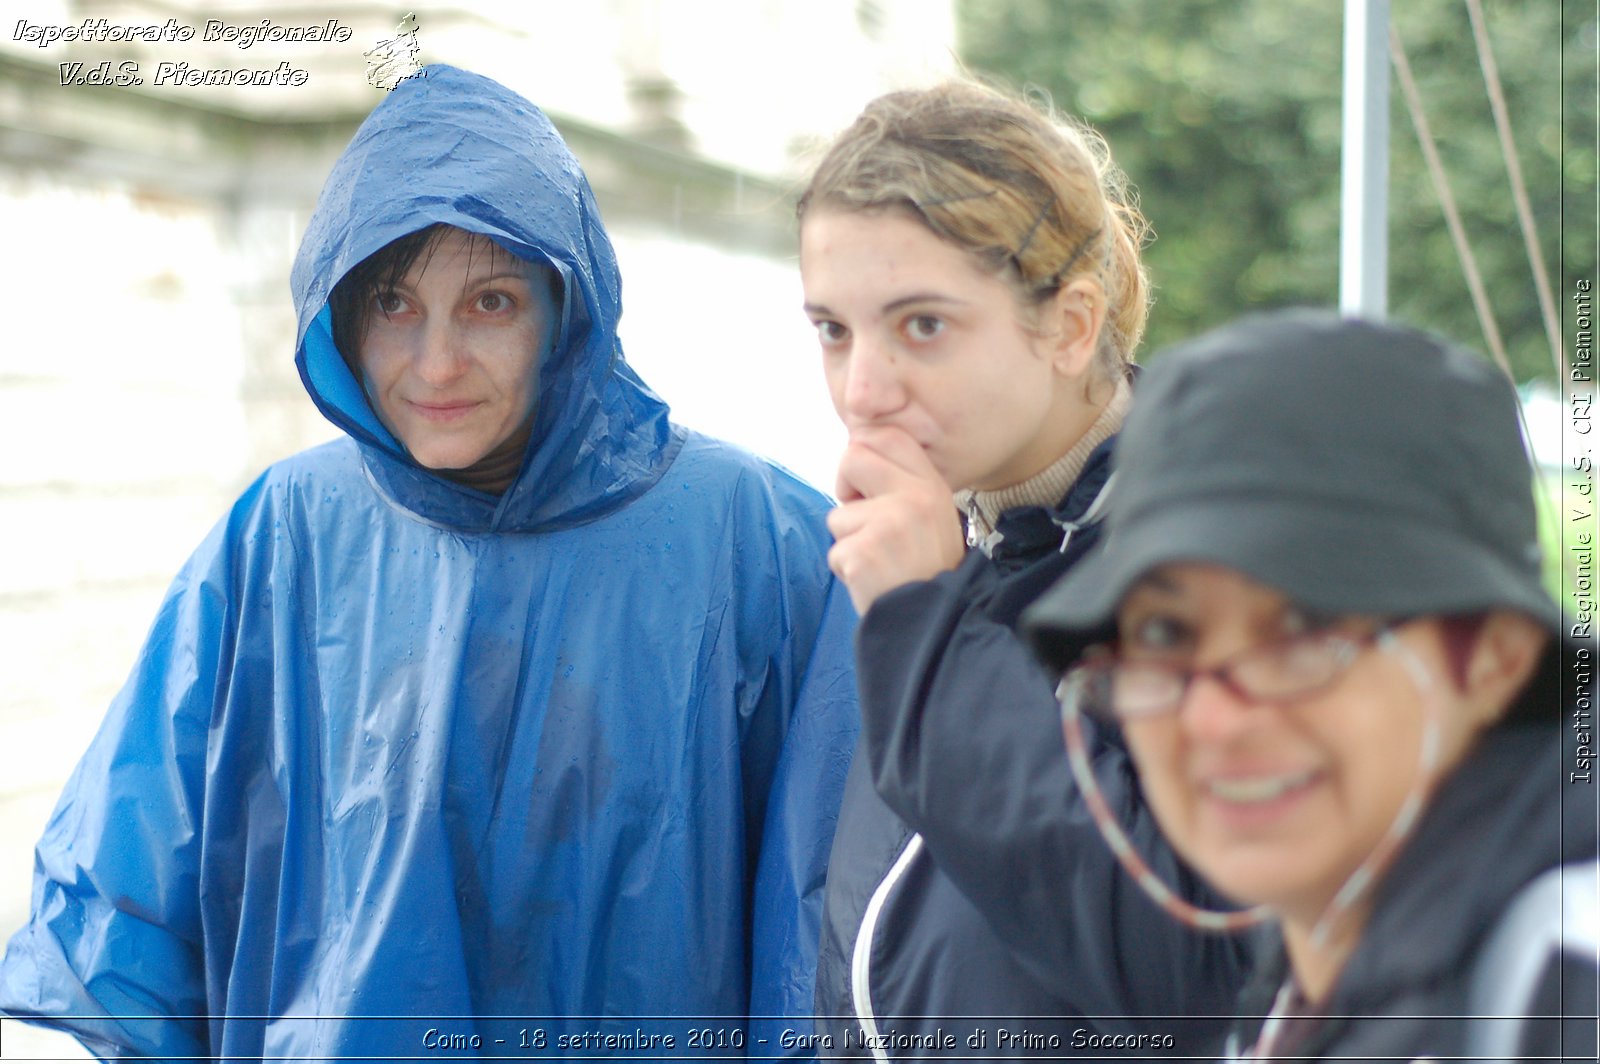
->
[0, 66, 856, 1061]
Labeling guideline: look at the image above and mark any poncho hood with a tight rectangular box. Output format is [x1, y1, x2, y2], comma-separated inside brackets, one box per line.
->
[291, 65, 678, 532]
[0, 67, 858, 1064]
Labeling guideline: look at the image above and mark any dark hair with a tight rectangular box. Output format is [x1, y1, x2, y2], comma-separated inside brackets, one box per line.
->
[327, 224, 562, 371]
[1436, 614, 1490, 688]
[1435, 612, 1562, 725]
[1504, 633, 1564, 724]
[329, 224, 448, 371]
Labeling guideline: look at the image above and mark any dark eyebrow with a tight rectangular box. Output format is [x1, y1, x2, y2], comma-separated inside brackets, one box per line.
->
[883, 293, 965, 313]
[466, 271, 534, 287]
[1128, 571, 1181, 597]
[383, 269, 531, 295]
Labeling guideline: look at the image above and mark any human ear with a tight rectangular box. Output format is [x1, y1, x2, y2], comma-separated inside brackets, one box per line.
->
[1042, 278, 1106, 381]
[1463, 611, 1549, 724]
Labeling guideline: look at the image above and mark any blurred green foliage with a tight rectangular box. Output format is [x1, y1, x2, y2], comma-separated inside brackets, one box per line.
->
[1534, 472, 1577, 608]
[957, 0, 1596, 382]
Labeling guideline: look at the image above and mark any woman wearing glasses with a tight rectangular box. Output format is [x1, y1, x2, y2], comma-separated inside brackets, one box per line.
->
[1027, 310, 1597, 1061]
[799, 81, 1249, 1057]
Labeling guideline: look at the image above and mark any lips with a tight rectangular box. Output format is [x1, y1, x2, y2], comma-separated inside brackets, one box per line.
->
[406, 399, 482, 422]
[1204, 770, 1318, 805]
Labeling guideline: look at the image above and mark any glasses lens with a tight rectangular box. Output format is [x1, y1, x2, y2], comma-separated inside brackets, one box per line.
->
[1066, 630, 1369, 724]
[1233, 633, 1352, 701]
[1111, 661, 1183, 719]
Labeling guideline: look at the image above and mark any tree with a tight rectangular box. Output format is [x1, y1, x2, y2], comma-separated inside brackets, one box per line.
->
[959, 0, 1594, 382]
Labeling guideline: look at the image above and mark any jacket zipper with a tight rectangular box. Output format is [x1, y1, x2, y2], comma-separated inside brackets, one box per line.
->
[850, 832, 925, 1062]
[1053, 471, 1116, 554]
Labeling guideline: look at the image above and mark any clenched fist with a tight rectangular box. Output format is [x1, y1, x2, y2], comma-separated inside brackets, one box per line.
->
[827, 425, 966, 615]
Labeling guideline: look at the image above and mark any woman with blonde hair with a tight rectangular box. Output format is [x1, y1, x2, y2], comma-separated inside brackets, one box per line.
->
[798, 81, 1249, 1057]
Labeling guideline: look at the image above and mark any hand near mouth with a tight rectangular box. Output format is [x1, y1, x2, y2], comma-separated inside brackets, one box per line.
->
[826, 425, 964, 615]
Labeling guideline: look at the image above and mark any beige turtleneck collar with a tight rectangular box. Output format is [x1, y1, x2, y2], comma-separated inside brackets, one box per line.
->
[955, 375, 1131, 548]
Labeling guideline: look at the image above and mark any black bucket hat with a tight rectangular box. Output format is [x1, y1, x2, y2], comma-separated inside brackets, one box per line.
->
[1024, 309, 1558, 668]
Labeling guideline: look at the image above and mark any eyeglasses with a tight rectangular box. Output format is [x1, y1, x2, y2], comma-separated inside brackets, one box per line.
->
[1062, 627, 1390, 721]
[1054, 622, 1436, 940]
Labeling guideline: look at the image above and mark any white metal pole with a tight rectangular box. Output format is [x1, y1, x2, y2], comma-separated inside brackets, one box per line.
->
[1339, 0, 1390, 318]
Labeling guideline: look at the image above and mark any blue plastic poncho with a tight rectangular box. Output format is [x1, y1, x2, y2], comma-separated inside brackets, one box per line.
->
[0, 66, 857, 1060]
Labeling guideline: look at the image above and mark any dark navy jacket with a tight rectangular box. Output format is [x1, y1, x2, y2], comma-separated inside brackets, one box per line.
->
[814, 440, 1251, 1060]
[1225, 647, 1599, 1063]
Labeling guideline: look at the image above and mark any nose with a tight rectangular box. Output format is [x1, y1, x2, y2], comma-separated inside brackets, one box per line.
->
[1177, 664, 1262, 745]
[414, 320, 468, 387]
[838, 335, 907, 424]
